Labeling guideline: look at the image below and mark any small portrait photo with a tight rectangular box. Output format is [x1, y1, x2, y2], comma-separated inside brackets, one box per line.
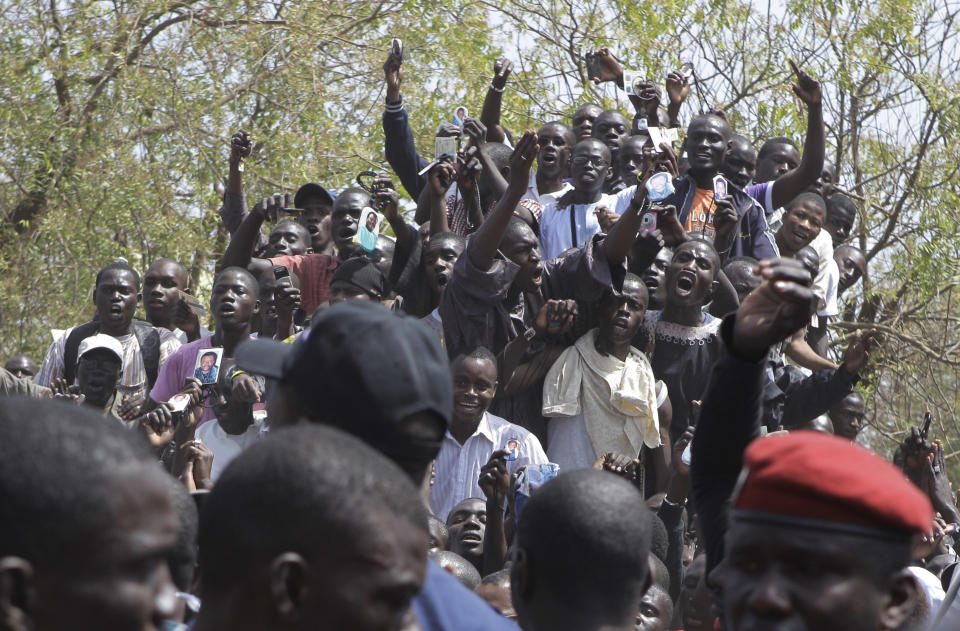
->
[194, 348, 223, 385]
[645, 171, 674, 201]
[713, 175, 728, 199]
[452, 105, 468, 127]
[504, 437, 520, 461]
[356, 207, 383, 252]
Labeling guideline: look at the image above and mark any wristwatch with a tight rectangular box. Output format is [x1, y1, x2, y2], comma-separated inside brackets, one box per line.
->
[524, 327, 537, 342]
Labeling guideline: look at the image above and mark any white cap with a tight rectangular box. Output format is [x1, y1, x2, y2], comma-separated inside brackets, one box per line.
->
[77, 334, 124, 365]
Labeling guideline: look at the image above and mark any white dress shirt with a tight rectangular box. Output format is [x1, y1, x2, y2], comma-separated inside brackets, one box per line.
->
[430, 411, 548, 521]
[538, 187, 636, 260]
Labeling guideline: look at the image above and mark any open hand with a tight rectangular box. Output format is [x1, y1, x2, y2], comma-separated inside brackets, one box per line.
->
[665, 70, 691, 106]
[508, 131, 540, 194]
[842, 328, 876, 376]
[585, 47, 623, 85]
[534, 299, 577, 336]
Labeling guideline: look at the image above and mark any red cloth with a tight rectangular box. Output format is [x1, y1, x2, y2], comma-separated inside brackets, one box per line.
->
[734, 431, 932, 534]
[267, 253, 340, 314]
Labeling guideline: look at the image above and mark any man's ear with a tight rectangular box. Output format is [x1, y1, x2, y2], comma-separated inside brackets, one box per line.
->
[500, 166, 511, 181]
[136, 292, 143, 305]
[878, 568, 923, 631]
[0, 556, 36, 631]
[268, 552, 309, 623]
[252, 299, 261, 316]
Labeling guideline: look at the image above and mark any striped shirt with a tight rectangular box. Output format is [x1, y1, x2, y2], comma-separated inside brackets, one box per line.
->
[35, 326, 181, 405]
[430, 411, 548, 521]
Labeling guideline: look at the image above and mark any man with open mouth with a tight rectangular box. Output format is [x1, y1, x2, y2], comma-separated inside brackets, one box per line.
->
[633, 239, 724, 443]
[34, 259, 182, 413]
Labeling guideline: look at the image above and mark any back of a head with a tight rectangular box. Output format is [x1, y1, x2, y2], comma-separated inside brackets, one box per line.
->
[484, 142, 514, 172]
[429, 549, 482, 590]
[162, 475, 199, 592]
[198, 423, 427, 600]
[514, 469, 652, 621]
[0, 398, 152, 570]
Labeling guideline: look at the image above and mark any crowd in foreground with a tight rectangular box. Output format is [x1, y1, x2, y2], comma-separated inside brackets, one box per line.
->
[0, 44, 957, 631]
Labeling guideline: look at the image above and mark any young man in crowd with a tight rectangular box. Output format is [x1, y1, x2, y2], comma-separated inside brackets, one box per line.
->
[0, 398, 180, 629]
[539, 138, 637, 259]
[542, 274, 663, 475]
[193, 424, 429, 631]
[829, 390, 866, 441]
[445, 498, 489, 575]
[143, 258, 204, 343]
[720, 134, 758, 189]
[71, 333, 125, 420]
[836, 244, 868, 295]
[571, 103, 602, 141]
[510, 470, 655, 631]
[236, 301, 520, 631]
[34, 260, 182, 413]
[825, 192, 858, 247]
[148, 267, 263, 426]
[591, 109, 630, 193]
[5, 353, 38, 379]
[328, 256, 390, 306]
[660, 113, 777, 261]
[430, 346, 547, 522]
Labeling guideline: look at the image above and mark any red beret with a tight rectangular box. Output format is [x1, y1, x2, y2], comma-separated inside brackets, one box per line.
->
[732, 431, 932, 536]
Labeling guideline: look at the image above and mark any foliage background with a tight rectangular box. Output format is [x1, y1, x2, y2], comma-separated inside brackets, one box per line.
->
[1, 0, 958, 466]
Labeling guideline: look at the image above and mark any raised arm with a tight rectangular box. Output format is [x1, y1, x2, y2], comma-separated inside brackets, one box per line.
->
[220, 201, 272, 276]
[692, 258, 817, 574]
[472, 130, 539, 262]
[382, 51, 429, 199]
[480, 58, 512, 144]
[769, 60, 825, 209]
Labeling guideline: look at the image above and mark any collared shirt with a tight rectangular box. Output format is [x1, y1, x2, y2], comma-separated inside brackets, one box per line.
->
[520, 170, 573, 223]
[538, 187, 635, 260]
[35, 326, 181, 405]
[430, 411, 548, 521]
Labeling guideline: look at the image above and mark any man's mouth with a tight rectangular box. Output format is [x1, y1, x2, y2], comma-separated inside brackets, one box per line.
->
[338, 227, 356, 240]
[307, 224, 320, 235]
[436, 273, 449, 287]
[455, 398, 480, 412]
[218, 305, 237, 317]
[540, 151, 558, 165]
[612, 316, 630, 330]
[530, 267, 544, 285]
[107, 305, 123, 317]
[459, 532, 483, 545]
[147, 298, 165, 308]
[792, 229, 810, 243]
[675, 271, 696, 295]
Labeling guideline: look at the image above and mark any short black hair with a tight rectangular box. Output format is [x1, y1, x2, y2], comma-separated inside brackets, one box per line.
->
[483, 142, 514, 173]
[649, 513, 669, 565]
[515, 469, 652, 621]
[198, 424, 427, 599]
[786, 191, 827, 215]
[453, 345, 497, 369]
[426, 232, 466, 252]
[201, 351, 218, 362]
[676, 237, 721, 278]
[502, 215, 537, 248]
[215, 266, 258, 293]
[0, 399, 154, 571]
[758, 136, 798, 159]
[95, 260, 141, 290]
[826, 193, 858, 219]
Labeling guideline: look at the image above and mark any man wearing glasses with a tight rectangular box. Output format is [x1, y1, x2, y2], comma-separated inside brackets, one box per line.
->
[538, 138, 639, 259]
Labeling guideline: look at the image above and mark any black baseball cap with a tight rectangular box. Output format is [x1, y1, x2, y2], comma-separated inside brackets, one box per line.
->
[293, 182, 335, 208]
[235, 301, 451, 461]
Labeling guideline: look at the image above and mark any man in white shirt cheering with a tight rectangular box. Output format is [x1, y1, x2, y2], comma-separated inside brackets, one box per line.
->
[430, 345, 548, 521]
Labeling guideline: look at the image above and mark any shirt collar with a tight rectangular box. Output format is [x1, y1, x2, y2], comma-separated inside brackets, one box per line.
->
[444, 412, 495, 444]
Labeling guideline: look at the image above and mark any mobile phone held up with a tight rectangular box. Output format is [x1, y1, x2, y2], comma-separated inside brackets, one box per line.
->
[391, 37, 403, 60]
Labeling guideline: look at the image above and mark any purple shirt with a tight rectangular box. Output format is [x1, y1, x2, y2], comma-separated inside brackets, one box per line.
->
[151, 335, 219, 424]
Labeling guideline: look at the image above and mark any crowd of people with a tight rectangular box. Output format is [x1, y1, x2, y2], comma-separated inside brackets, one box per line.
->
[1, 43, 957, 631]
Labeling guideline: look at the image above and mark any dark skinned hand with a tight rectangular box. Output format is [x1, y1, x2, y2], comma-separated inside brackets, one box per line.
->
[665, 71, 691, 105]
[462, 118, 487, 147]
[180, 439, 214, 491]
[923, 440, 960, 524]
[732, 258, 818, 360]
[428, 160, 457, 197]
[275, 282, 301, 319]
[672, 426, 695, 477]
[586, 47, 623, 85]
[230, 130, 252, 165]
[595, 204, 619, 233]
[253, 192, 292, 223]
[592, 452, 640, 482]
[232, 373, 262, 404]
[172, 298, 201, 336]
[654, 143, 681, 178]
[384, 52, 403, 97]
[457, 145, 483, 193]
[139, 404, 174, 435]
[712, 197, 739, 245]
[479, 450, 511, 507]
[657, 205, 688, 247]
[533, 299, 578, 337]
[632, 80, 661, 119]
[372, 174, 399, 221]
[894, 424, 935, 488]
[491, 58, 513, 90]
[842, 328, 876, 376]
[789, 58, 822, 106]
[507, 131, 540, 195]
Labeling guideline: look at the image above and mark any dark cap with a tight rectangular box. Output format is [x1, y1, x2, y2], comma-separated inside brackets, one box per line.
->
[294, 182, 335, 209]
[330, 256, 389, 300]
[235, 301, 451, 461]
